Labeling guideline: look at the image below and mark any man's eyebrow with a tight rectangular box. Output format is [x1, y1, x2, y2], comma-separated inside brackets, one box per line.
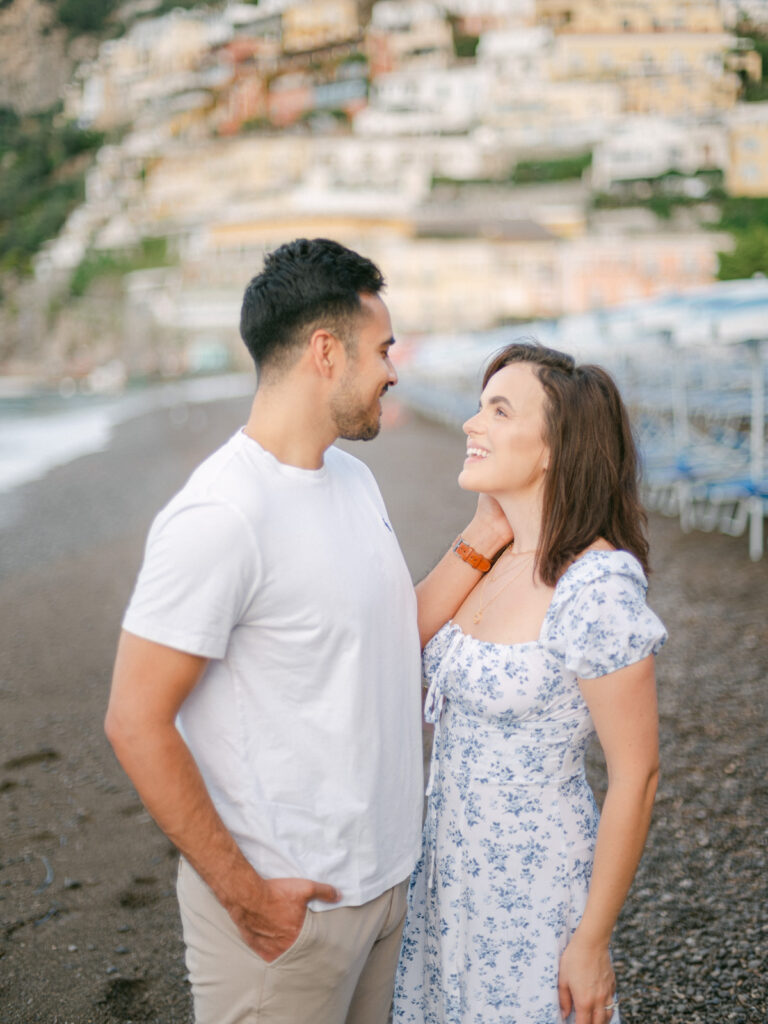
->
[383, 336, 396, 348]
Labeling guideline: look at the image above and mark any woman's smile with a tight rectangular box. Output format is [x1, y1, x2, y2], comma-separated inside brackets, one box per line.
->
[459, 362, 549, 498]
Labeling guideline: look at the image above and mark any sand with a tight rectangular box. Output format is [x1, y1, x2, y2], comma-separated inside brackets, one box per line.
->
[0, 393, 765, 1023]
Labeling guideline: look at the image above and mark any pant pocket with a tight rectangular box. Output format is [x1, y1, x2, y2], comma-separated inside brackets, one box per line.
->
[266, 907, 314, 967]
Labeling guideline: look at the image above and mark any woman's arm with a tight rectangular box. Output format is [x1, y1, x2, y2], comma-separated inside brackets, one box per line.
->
[415, 496, 512, 647]
[558, 654, 660, 1024]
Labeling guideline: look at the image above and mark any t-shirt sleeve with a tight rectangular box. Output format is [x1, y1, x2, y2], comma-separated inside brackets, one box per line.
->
[122, 500, 260, 659]
[560, 569, 667, 680]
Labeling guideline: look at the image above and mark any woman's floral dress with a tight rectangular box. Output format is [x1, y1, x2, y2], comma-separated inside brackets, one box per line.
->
[393, 551, 667, 1024]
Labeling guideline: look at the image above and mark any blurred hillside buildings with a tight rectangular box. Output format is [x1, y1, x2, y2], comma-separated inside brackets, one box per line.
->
[36, 0, 768, 366]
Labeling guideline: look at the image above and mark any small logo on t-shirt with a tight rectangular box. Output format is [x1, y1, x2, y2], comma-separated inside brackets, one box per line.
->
[382, 516, 393, 532]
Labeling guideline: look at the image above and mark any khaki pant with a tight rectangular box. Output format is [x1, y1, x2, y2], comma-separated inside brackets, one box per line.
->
[177, 858, 408, 1024]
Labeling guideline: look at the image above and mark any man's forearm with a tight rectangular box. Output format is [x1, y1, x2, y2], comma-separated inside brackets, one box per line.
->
[107, 716, 259, 908]
[105, 632, 341, 960]
[107, 710, 340, 960]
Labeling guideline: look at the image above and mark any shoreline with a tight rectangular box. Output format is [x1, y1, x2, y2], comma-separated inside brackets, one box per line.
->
[0, 372, 255, 498]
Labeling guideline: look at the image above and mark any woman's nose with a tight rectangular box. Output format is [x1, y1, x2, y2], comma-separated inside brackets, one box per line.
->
[463, 411, 481, 435]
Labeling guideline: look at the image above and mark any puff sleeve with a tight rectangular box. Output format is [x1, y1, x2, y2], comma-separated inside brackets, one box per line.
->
[546, 554, 667, 680]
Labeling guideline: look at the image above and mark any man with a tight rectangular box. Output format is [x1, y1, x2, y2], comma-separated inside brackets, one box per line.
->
[105, 238, 424, 1023]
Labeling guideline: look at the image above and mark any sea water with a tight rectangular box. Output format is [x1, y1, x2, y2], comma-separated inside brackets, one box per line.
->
[0, 373, 255, 495]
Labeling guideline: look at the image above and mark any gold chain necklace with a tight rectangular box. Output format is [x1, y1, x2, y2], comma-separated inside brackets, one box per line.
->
[473, 551, 535, 624]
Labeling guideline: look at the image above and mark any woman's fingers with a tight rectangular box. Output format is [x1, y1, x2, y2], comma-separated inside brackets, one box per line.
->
[571, 992, 617, 1024]
[558, 986, 616, 1022]
[558, 979, 573, 1019]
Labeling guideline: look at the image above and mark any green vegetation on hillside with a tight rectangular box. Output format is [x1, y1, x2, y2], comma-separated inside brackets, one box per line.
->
[511, 152, 592, 184]
[446, 13, 479, 59]
[715, 197, 768, 279]
[453, 33, 479, 58]
[738, 25, 768, 101]
[589, 171, 768, 278]
[592, 169, 726, 218]
[0, 105, 104, 276]
[718, 226, 768, 279]
[50, 0, 208, 35]
[431, 152, 592, 190]
[127, 0, 209, 23]
[69, 237, 171, 297]
[54, 0, 120, 34]
[716, 196, 768, 232]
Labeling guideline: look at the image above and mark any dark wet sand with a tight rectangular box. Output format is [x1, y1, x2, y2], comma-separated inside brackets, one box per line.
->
[0, 393, 765, 1023]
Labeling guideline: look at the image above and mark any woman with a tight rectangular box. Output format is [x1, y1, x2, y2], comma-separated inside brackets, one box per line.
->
[393, 343, 667, 1024]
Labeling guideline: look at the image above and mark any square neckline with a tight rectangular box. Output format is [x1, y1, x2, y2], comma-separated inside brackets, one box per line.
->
[441, 549, 629, 652]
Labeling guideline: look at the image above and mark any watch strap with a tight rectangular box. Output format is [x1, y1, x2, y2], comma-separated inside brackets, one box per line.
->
[452, 537, 492, 573]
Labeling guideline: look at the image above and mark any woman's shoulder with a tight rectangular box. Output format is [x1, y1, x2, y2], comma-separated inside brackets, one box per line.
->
[556, 544, 648, 596]
[545, 545, 651, 633]
[544, 546, 666, 676]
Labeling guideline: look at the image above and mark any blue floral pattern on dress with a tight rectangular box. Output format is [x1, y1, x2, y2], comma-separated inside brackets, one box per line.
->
[393, 551, 667, 1024]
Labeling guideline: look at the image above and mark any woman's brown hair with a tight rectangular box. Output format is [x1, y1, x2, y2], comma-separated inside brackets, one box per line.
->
[482, 342, 649, 585]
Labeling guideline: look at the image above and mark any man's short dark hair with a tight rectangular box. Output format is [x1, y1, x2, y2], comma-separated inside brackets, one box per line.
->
[239, 238, 385, 373]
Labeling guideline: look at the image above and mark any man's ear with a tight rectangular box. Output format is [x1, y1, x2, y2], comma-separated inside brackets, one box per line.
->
[308, 327, 341, 378]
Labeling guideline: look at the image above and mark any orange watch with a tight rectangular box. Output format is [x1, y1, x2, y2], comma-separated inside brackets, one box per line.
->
[452, 537, 492, 573]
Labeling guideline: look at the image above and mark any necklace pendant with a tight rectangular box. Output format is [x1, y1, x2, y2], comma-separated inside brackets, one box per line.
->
[473, 610, 482, 624]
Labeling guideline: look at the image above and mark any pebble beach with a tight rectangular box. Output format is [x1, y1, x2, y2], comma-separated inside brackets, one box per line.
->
[0, 390, 766, 1023]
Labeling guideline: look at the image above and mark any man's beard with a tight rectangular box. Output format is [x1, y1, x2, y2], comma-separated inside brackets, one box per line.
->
[331, 378, 385, 442]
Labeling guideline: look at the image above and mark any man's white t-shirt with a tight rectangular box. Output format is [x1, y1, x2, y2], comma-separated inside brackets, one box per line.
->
[123, 430, 423, 910]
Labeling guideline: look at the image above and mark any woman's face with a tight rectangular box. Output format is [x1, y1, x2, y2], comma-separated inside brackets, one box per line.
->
[459, 362, 550, 500]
